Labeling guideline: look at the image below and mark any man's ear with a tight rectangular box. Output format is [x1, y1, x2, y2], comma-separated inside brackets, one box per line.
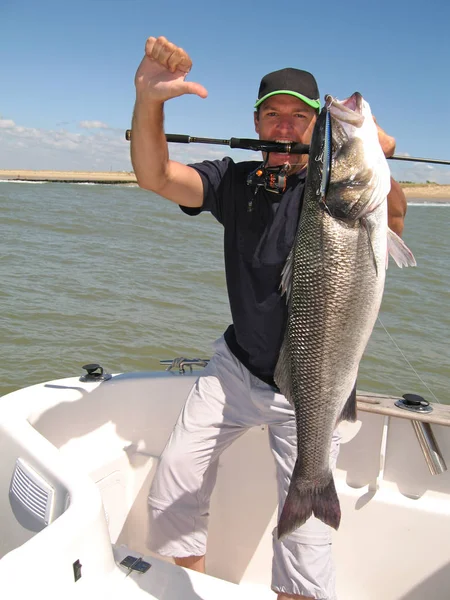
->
[254, 111, 260, 134]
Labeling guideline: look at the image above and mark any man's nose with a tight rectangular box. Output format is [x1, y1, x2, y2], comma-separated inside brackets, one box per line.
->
[275, 116, 295, 132]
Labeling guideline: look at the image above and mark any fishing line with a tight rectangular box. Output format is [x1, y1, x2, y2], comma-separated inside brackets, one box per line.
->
[376, 316, 441, 404]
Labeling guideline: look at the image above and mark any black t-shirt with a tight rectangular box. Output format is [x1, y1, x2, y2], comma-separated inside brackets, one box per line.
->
[181, 157, 306, 386]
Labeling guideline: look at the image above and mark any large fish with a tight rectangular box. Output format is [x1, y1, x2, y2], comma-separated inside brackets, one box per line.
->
[274, 92, 416, 539]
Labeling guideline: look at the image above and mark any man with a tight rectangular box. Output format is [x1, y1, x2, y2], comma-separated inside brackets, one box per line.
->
[131, 36, 407, 600]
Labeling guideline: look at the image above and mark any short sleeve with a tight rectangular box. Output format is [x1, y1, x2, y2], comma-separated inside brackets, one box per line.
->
[179, 157, 235, 224]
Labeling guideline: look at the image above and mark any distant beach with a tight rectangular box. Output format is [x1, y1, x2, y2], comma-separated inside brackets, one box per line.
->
[400, 183, 450, 201]
[0, 170, 449, 200]
[0, 170, 137, 184]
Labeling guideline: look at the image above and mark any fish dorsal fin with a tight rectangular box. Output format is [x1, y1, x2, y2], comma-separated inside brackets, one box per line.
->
[387, 228, 417, 268]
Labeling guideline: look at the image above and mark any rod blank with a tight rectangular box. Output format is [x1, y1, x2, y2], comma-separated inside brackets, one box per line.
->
[125, 130, 309, 154]
[124, 129, 450, 165]
[388, 156, 450, 166]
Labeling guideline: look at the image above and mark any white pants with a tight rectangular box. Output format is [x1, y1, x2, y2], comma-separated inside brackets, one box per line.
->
[148, 337, 340, 599]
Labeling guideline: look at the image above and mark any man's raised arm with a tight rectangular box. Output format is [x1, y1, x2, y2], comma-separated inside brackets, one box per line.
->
[131, 36, 207, 208]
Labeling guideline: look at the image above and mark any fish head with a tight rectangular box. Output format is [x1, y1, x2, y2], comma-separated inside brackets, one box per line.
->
[313, 92, 391, 221]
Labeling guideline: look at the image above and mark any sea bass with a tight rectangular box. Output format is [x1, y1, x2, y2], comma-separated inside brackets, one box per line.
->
[274, 92, 416, 538]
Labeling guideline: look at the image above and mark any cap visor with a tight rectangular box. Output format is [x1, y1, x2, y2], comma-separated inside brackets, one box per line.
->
[254, 90, 320, 110]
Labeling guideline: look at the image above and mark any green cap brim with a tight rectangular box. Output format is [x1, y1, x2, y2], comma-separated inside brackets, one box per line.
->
[254, 90, 321, 110]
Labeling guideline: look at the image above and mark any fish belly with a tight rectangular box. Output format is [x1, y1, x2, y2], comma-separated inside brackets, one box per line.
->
[275, 197, 386, 535]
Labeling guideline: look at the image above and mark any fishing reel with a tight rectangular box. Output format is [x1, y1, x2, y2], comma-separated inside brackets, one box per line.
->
[246, 160, 290, 194]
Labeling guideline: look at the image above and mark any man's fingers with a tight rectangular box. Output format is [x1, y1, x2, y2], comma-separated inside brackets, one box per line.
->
[152, 37, 176, 66]
[139, 35, 204, 101]
[145, 36, 192, 74]
[183, 81, 208, 99]
[145, 36, 157, 56]
[167, 48, 192, 74]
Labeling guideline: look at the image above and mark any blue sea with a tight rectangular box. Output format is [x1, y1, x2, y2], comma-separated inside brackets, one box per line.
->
[1, 181, 448, 404]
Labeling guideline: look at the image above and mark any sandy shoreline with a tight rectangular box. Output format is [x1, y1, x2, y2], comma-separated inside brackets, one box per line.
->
[401, 185, 450, 200]
[1, 170, 449, 200]
[0, 170, 137, 184]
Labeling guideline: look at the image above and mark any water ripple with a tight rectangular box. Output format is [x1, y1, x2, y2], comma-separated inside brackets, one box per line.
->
[0, 182, 448, 403]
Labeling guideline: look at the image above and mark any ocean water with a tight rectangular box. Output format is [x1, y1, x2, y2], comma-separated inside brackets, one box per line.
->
[1, 182, 448, 404]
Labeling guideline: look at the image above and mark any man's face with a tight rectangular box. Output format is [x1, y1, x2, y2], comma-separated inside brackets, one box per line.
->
[254, 94, 317, 170]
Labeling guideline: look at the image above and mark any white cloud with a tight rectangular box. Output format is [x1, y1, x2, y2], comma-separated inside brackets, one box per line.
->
[79, 120, 109, 129]
[389, 160, 450, 184]
[0, 118, 15, 129]
[0, 118, 132, 171]
[0, 116, 448, 183]
[0, 116, 259, 172]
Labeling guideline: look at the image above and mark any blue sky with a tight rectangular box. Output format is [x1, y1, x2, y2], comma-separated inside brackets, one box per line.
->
[1, 0, 449, 182]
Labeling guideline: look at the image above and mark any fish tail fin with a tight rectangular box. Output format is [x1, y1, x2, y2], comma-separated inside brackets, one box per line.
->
[277, 463, 341, 539]
[387, 227, 417, 268]
[312, 476, 341, 530]
[278, 459, 313, 539]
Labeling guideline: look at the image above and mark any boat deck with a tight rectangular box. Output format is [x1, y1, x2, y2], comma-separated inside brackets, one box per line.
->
[108, 545, 275, 600]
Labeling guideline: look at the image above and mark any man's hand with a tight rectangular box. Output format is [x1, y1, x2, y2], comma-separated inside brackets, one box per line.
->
[371, 117, 406, 234]
[135, 36, 208, 103]
[373, 116, 396, 158]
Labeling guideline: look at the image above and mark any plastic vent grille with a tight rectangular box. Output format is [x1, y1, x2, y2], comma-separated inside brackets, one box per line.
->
[10, 459, 54, 525]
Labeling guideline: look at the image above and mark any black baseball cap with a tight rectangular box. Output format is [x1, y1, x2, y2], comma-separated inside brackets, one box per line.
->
[254, 68, 320, 111]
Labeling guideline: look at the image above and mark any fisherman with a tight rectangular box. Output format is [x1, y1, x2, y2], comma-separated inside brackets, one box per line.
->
[131, 35, 407, 600]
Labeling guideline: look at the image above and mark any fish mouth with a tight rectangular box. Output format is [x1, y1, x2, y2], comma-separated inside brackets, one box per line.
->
[325, 92, 365, 127]
[341, 92, 363, 113]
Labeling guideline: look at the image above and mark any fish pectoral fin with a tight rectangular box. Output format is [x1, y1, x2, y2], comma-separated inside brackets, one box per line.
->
[361, 216, 379, 276]
[387, 227, 417, 268]
[279, 246, 294, 301]
[338, 383, 358, 423]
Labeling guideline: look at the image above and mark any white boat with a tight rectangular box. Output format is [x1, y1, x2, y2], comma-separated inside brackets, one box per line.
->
[1, 360, 449, 599]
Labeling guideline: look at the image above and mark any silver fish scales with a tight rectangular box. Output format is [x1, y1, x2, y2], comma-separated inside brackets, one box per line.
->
[274, 92, 416, 538]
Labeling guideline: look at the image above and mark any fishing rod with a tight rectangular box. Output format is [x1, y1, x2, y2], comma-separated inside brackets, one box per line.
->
[387, 156, 450, 166]
[124, 130, 309, 155]
[124, 130, 450, 166]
